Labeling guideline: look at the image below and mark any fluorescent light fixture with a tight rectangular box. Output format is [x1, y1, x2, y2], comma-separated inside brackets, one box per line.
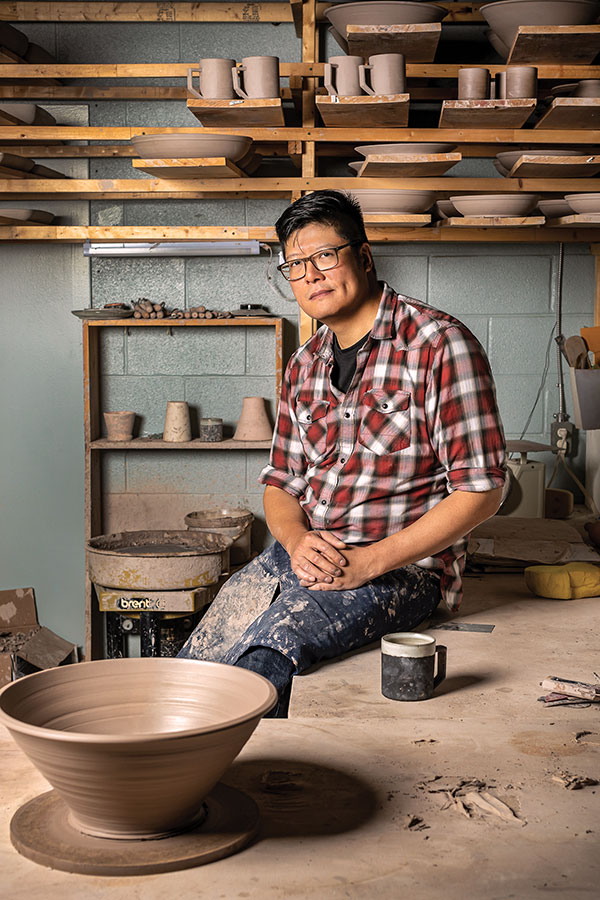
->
[83, 240, 261, 257]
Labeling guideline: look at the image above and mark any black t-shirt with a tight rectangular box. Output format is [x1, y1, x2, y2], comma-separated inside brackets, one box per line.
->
[331, 331, 370, 393]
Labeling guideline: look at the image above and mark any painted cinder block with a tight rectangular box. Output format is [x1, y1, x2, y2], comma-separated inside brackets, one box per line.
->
[124, 198, 246, 227]
[429, 255, 552, 314]
[493, 375, 545, 434]
[246, 327, 277, 376]
[126, 327, 246, 377]
[374, 255, 429, 303]
[456, 315, 489, 351]
[90, 257, 185, 307]
[489, 315, 557, 375]
[99, 330, 125, 375]
[101, 452, 126, 493]
[57, 24, 180, 64]
[125, 451, 247, 494]
[179, 23, 301, 63]
[101, 375, 185, 435]
[184, 375, 276, 431]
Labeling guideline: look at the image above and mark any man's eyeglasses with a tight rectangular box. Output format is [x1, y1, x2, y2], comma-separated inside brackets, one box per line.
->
[277, 241, 362, 282]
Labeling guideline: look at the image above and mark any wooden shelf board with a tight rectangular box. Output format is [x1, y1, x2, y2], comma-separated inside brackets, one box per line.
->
[1, 2, 294, 23]
[535, 98, 600, 130]
[508, 25, 600, 65]
[357, 152, 461, 177]
[439, 216, 546, 228]
[546, 213, 600, 226]
[90, 438, 272, 450]
[0, 226, 279, 241]
[508, 155, 600, 177]
[316, 93, 409, 127]
[439, 99, 536, 129]
[187, 97, 285, 126]
[132, 157, 247, 179]
[346, 23, 441, 62]
[362, 214, 431, 226]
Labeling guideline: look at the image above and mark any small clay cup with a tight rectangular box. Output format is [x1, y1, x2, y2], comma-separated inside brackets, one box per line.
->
[104, 411, 135, 441]
[381, 632, 447, 701]
[359, 53, 406, 96]
[187, 58, 236, 99]
[163, 401, 192, 442]
[458, 67, 490, 100]
[324, 55, 364, 97]
[233, 56, 280, 99]
[575, 79, 600, 98]
[505, 66, 537, 99]
[495, 71, 507, 99]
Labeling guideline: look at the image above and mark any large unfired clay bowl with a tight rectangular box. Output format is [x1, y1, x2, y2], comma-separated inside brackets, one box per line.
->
[0, 658, 277, 839]
[355, 141, 456, 156]
[450, 193, 539, 216]
[87, 529, 232, 590]
[496, 147, 584, 169]
[351, 188, 435, 213]
[537, 198, 574, 217]
[565, 192, 600, 213]
[325, 2, 447, 37]
[130, 133, 252, 161]
[481, 0, 600, 51]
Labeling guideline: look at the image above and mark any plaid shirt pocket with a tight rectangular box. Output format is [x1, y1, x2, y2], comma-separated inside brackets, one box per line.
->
[297, 399, 331, 462]
[358, 388, 411, 455]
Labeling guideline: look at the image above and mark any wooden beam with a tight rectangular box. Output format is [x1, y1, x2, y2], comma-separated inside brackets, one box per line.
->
[0, 2, 293, 23]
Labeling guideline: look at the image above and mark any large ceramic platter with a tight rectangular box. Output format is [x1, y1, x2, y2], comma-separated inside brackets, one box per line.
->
[481, 0, 600, 51]
[355, 141, 456, 157]
[351, 188, 435, 213]
[130, 133, 253, 161]
[325, 1, 447, 37]
[450, 193, 539, 216]
[71, 309, 135, 319]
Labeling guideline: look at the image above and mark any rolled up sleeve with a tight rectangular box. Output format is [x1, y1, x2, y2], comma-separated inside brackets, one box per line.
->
[425, 325, 507, 494]
[258, 358, 309, 498]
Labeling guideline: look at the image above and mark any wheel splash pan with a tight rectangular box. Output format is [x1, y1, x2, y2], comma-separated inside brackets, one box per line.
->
[86, 530, 232, 591]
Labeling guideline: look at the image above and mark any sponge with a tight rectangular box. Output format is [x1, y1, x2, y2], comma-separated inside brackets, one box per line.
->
[524, 562, 600, 600]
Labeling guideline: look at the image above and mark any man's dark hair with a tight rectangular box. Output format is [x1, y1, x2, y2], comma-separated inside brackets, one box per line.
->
[275, 190, 369, 250]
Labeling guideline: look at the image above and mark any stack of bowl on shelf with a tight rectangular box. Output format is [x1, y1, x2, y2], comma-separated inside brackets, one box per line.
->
[480, 0, 600, 58]
[324, 1, 448, 54]
[129, 133, 255, 179]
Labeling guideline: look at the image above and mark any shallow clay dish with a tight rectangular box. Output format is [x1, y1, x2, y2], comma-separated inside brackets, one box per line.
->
[348, 161, 363, 173]
[565, 192, 600, 213]
[481, 0, 600, 51]
[0, 658, 277, 840]
[496, 147, 584, 169]
[434, 199, 459, 219]
[130, 133, 253, 161]
[0, 207, 55, 224]
[325, 1, 447, 37]
[450, 193, 539, 216]
[351, 188, 435, 213]
[537, 198, 574, 217]
[71, 308, 134, 319]
[355, 141, 456, 157]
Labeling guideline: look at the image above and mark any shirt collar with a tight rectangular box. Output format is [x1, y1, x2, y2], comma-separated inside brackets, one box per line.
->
[314, 282, 397, 362]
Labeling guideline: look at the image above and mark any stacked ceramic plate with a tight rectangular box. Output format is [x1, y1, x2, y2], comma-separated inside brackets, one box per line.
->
[130, 133, 253, 161]
[481, 0, 600, 58]
[449, 194, 539, 216]
[350, 142, 457, 174]
[351, 189, 435, 213]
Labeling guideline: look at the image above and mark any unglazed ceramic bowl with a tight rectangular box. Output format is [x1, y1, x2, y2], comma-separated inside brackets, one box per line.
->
[537, 198, 574, 217]
[496, 147, 584, 169]
[0, 207, 55, 223]
[130, 133, 253, 161]
[0, 658, 277, 840]
[434, 199, 459, 219]
[481, 0, 600, 51]
[351, 188, 435, 212]
[450, 193, 539, 216]
[565, 192, 600, 213]
[355, 141, 456, 156]
[0, 103, 37, 124]
[325, 2, 447, 37]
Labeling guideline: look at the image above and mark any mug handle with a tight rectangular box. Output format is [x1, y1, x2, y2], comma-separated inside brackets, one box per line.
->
[232, 65, 248, 99]
[433, 644, 447, 689]
[359, 64, 375, 96]
[324, 63, 337, 97]
[186, 67, 202, 99]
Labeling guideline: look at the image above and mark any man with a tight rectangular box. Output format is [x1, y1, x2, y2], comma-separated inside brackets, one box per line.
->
[179, 190, 506, 715]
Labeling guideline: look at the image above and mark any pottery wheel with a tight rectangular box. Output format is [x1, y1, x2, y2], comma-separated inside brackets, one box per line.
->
[10, 783, 259, 876]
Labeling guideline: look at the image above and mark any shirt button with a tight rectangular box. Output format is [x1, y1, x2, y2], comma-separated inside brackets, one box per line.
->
[340, 457, 346, 464]
[321, 499, 327, 505]
[344, 412, 351, 419]
[306, 414, 311, 421]
[381, 403, 388, 409]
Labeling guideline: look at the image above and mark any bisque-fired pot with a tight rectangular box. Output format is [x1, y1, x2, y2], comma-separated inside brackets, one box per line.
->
[0, 658, 277, 840]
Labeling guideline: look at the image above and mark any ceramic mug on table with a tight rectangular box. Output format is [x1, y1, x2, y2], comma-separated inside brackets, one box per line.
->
[232, 56, 280, 99]
[381, 632, 447, 701]
[324, 55, 364, 97]
[187, 58, 236, 99]
[359, 53, 406, 96]
[458, 66, 489, 100]
[505, 66, 537, 99]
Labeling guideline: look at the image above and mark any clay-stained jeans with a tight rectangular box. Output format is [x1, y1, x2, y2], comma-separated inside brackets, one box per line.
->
[178, 541, 442, 677]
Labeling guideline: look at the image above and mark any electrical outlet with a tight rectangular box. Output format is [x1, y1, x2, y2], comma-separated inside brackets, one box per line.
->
[551, 420, 577, 456]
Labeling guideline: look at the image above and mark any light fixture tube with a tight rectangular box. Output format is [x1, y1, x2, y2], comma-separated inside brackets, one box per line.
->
[83, 240, 261, 257]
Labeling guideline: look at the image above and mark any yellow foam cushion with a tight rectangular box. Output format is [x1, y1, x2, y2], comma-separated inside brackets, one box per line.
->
[524, 562, 600, 600]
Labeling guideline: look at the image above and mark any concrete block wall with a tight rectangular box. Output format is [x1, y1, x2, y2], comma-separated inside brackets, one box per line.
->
[0, 19, 596, 650]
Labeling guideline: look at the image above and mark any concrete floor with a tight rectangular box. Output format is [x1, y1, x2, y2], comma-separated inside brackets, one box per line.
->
[1, 573, 599, 898]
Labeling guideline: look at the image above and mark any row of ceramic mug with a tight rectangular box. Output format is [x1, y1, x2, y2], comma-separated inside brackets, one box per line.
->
[459, 65, 538, 100]
[187, 56, 280, 100]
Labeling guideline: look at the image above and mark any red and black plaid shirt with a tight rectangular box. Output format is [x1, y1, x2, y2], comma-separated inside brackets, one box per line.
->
[259, 283, 506, 610]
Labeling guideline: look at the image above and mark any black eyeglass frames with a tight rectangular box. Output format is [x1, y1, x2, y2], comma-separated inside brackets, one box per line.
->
[277, 241, 362, 282]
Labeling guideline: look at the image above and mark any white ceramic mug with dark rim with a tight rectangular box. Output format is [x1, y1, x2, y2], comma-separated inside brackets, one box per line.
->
[324, 55, 364, 97]
[187, 58, 236, 99]
[381, 632, 447, 701]
[359, 53, 406, 96]
[505, 65, 537, 99]
[232, 56, 280, 99]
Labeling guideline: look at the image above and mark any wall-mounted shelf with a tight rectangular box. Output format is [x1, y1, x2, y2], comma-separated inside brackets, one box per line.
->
[507, 25, 600, 65]
[438, 216, 546, 229]
[439, 99, 536, 129]
[316, 93, 409, 127]
[90, 438, 272, 450]
[0, 2, 295, 23]
[505, 155, 600, 178]
[131, 157, 251, 179]
[356, 152, 461, 177]
[187, 97, 285, 127]
[535, 98, 600, 130]
[342, 24, 441, 62]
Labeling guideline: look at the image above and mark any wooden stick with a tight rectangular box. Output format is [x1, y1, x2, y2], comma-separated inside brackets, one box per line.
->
[541, 677, 600, 700]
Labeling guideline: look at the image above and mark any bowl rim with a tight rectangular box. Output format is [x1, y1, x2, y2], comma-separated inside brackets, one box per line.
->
[355, 142, 457, 157]
[481, 0, 600, 10]
[449, 193, 539, 201]
[86, 528, 232, 556]
[565, 192, 600, 199]
[0, 658, 278, 743]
